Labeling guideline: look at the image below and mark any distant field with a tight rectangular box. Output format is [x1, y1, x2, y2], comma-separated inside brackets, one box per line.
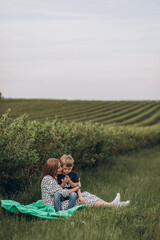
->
[0, 99, 160, 126]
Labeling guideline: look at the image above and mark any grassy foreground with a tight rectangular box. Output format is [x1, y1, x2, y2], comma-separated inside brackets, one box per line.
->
[1, 146, 160, 240]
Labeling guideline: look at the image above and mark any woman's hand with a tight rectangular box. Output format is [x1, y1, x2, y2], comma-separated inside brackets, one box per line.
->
[78, 178, 81, 188]
[77, 196, 85, 204]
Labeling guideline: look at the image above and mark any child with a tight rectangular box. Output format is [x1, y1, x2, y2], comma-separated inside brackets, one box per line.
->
[57, 154, 85, 204]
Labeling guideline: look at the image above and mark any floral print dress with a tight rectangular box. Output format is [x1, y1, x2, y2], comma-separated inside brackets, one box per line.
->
[41, 175, 103, 210]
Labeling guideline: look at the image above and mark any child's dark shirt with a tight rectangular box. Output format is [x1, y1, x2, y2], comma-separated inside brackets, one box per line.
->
[57, 171, 79, 189]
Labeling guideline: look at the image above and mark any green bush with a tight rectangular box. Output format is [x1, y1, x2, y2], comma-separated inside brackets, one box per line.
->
[108, 125, 160, 154]
[0, 111, 160, 194]
[31, 120, 108, 168]
[0, 110, 39, 194]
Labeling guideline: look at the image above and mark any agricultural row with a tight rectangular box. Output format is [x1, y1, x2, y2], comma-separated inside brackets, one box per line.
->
[0, 99, 160, 126]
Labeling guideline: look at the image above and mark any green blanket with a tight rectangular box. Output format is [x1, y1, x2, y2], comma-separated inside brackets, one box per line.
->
[1, 200, 84, 219]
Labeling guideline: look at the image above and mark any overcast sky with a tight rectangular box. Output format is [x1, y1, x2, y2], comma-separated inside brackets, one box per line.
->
[0, 0, 160, 100]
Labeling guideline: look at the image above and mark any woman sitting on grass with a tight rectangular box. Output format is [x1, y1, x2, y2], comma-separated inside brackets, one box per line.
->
[41, 158, 130, 212]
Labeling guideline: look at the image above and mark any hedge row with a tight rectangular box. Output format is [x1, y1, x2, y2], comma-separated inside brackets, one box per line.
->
[1, 110, 160, 193]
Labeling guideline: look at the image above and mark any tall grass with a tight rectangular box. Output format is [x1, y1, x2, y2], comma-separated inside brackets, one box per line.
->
[1, 146, 160, 240]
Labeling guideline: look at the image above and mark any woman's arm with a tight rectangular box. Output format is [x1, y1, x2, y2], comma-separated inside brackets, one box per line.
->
[58, 181, 80, 194]
[43, 176, 69, 198]
[43, 176, 79, 197]
[61, 177, 79, 188]
[69, 177, 81, 188]
[77, 188, 85, 204]
[69, 180, 79, 187]
[76, 179, 85, 204]
[68, 186, 80, 194]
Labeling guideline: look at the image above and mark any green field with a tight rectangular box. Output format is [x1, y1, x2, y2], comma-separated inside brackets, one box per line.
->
[0, 99, 160, 126]
[1, 99, 160, 239]
[1, 146, 160, 240]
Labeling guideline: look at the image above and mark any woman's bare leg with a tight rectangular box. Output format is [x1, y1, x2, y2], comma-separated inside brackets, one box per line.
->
[93, 201, 114, 207]
[93, 193, 120, 207]
[94, 200, 130, 208]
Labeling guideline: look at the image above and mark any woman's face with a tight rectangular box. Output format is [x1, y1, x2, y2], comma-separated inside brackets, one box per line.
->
[57, 162, 62, 175]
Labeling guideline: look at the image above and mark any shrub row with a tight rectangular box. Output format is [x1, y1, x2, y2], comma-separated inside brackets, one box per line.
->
[1, 110, 160, 193]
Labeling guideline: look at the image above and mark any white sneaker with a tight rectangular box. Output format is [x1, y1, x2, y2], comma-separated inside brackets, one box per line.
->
[117, 200, 130, 208]
[111, 193, 120, 206]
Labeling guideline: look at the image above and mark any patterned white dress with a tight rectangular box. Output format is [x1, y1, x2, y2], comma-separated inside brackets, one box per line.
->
[41, 175, 103, 210]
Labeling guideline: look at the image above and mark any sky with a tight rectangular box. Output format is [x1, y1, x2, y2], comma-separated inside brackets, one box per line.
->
[0, 0, 160, 100]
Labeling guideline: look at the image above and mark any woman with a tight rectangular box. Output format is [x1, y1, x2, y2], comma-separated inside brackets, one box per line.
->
[41, 158, 130, 211]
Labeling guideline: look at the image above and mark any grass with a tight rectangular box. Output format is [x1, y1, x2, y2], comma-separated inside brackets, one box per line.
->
[1, 146, 160, 240]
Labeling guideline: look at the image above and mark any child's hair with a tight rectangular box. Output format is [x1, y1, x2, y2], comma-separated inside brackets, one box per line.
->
[60, 154, 74, 167]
